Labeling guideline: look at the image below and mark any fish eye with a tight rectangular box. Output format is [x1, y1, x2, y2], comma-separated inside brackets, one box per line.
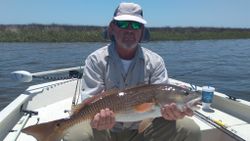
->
[183, 90, 189, 95]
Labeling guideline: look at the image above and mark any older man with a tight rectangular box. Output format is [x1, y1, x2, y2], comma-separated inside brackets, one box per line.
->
[64, 2, 201, 141]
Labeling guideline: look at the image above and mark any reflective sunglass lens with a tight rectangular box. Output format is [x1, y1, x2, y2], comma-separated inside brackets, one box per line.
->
[131, 22, 141, 30]
[116, 21, 129, 29]
[115, 21, 142, 30]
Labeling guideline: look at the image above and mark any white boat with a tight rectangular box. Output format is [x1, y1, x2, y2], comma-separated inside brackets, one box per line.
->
[0, 67, 249, 141]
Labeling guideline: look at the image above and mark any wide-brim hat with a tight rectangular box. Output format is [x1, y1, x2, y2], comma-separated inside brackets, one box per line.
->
[113, 2, 147, 24]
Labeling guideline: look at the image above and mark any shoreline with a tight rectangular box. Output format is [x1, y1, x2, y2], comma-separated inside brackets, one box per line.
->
[1, 24, 250, 42]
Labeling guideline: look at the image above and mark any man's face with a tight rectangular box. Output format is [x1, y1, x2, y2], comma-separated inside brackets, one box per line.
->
[111, 20, 144, 49]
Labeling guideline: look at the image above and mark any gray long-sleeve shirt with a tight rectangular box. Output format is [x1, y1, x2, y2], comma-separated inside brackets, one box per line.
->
[81, 42, 168, 131]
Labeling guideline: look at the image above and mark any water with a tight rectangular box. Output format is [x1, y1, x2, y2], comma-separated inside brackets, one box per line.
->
[1, 39, 250, 110]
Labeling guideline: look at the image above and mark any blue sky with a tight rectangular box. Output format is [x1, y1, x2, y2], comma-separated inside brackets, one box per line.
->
[0, 0, 250, 28]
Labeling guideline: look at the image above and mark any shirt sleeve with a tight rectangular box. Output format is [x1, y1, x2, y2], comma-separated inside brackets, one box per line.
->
[80, 56, 105, 101]
[150, 57, 169, 84]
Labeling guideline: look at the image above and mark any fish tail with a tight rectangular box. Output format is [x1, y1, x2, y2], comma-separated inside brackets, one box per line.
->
[22, 118, 68, 141]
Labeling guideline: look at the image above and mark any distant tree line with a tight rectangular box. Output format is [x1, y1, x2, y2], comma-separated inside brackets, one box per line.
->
[149, 27, 250, 41]
[0, 24, 250, 42]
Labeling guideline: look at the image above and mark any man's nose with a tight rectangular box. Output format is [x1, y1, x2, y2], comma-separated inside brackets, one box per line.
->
[126, 24, 134, 31]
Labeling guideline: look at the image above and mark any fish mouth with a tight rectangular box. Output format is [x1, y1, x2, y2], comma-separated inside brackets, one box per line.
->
[184, 96, 202, 111]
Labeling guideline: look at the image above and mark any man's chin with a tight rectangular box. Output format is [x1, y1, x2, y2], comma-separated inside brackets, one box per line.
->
[122, 44, 137, 49]
[121, 41, 137, 49]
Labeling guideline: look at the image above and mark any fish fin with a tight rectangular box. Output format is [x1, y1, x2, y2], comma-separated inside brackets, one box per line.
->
[138, 118, 154, 133]
[191, 105, 200, 111]
[71, 101, 89, 115]
[106, 88, 120, 94]
[186, 97, 201, 108]
[185, 96, 201, 111]
[72, 88, 120, 115]
[134, 103, 154, 113]
[124, 84, 149, 90]
[22, 118, 68, 141]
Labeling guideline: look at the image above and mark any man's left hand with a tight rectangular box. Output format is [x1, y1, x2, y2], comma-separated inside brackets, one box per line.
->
[161, 103, 194, 120]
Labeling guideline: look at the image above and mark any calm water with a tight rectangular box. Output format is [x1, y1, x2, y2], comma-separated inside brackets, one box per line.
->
[1, 39, 250, 110]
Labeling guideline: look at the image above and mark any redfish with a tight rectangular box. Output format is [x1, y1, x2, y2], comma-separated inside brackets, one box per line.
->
[22, 83, 201, 141]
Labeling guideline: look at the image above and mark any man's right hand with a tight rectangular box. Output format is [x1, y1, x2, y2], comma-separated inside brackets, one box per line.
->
[90, 108, 115, 130]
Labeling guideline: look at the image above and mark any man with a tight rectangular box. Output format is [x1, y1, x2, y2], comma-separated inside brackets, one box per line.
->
[64, 2, 201, 141]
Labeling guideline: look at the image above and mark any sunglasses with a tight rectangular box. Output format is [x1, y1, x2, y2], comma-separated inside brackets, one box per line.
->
[114, 21, 142, 30]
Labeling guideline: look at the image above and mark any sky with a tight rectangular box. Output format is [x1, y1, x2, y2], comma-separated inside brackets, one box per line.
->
[0, 0, 250, 28]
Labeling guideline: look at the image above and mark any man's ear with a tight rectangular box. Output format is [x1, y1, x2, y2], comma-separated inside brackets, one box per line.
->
[109, 23, 116, 41]
[140, 27, 150, 43]
[108, 24, 113, 39]
[103, 22, 115, 41]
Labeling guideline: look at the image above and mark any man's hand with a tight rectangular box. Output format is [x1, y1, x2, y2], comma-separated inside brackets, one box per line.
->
[90, 108, 115, 130]
[161, 103, 193, 120]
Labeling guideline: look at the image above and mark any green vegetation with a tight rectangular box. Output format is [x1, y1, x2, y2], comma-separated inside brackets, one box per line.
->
[0, 24, 105, 42]
[150, 27, 250, 41]
[0, 24, 250, 42]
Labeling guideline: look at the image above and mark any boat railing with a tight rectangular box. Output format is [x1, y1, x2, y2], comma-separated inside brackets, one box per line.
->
[0, 66, 85, 140]
[11, 66, 84, 83]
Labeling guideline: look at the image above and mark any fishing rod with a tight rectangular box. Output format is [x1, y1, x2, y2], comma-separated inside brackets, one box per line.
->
[194, 111, 246, 141]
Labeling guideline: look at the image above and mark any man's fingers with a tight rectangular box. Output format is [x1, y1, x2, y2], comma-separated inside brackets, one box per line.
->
[105, 108, 113, 128]
[162, 105, 175, 120]
[100, 109, 106, 119]
[100, 109, 110, 129]
[91, 109, 116, 130]
[185, 107, 194, 116]
[106, 108, 115, 129]
[91, 113, 100, 128]
[171, 104, 185, 119]
[162, 103, 191, 120]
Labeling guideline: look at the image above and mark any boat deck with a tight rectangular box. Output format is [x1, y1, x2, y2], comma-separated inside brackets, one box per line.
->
[1, 78, 249, 141]
[192, 107, 250, 141]
[4, 96, 250, 141]
[4, 98, 72, 141]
